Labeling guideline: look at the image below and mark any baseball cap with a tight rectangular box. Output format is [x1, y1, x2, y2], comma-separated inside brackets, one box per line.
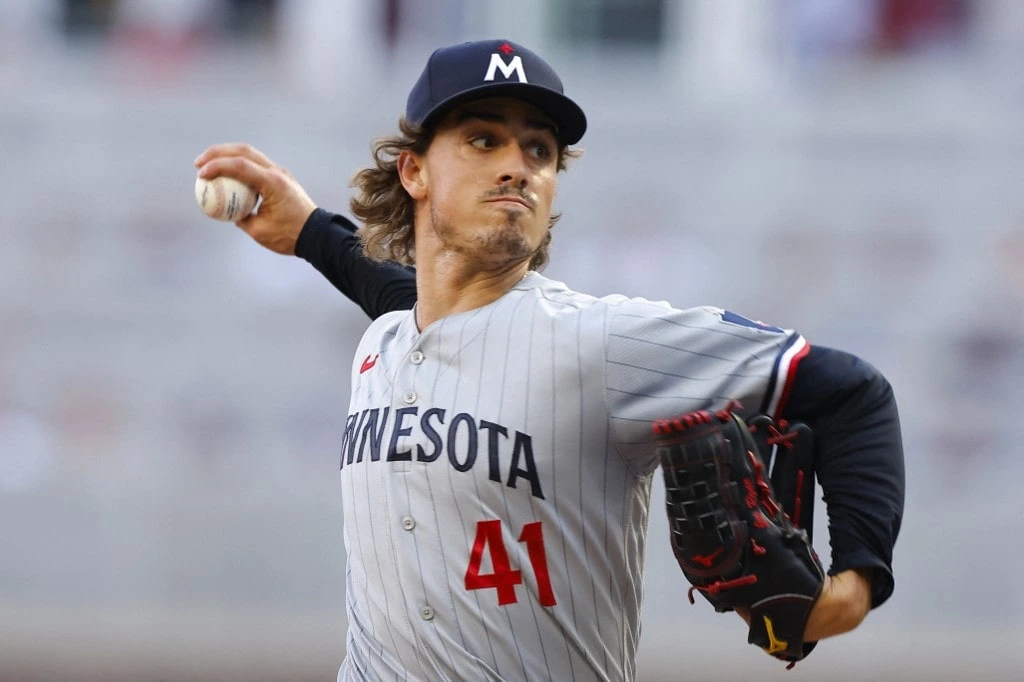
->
[406, 39, 587, 146]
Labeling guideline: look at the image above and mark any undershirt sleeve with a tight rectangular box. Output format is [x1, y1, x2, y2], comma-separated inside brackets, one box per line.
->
[778, 345, 906, 608]
[294, 208, 418, 319]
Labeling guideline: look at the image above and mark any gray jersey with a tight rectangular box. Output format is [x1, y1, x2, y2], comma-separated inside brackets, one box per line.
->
[336, 272, 806, 682]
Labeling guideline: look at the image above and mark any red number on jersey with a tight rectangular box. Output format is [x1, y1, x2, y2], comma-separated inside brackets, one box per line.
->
[518, 521, 556, 607]
[464, 520, 557, 607]
[465, 520, 522, 605]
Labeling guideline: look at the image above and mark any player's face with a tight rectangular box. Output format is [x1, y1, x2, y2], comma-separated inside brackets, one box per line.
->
[413, 97, 559, 268]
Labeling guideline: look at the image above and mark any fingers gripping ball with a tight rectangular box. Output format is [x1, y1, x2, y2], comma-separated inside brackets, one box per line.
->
[653, 404, 825, 667]
[195, 176, 259, 222]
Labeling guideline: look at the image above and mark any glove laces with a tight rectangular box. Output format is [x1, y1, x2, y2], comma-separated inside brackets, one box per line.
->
[687, 574, 758, 604]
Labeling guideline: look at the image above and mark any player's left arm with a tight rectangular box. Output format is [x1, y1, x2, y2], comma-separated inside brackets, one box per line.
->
[774, 344, 906, 639]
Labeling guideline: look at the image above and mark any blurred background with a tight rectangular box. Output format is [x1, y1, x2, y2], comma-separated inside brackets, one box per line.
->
[2, 0, 1022, 680]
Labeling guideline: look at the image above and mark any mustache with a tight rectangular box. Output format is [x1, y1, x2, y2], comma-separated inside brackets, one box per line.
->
[483, 187, 536, 208]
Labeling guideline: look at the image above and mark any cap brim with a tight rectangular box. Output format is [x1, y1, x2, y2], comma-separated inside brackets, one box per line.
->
[419, 82, 587, 146]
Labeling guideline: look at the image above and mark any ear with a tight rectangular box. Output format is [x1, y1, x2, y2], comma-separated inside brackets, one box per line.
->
[398, 149, 427, 201]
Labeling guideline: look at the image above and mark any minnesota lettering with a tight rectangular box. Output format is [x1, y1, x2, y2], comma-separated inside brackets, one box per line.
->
[339, 407, 544, 500]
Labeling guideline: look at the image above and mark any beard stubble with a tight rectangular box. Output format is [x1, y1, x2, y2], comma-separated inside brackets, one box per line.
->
[431, 204, 538, 268]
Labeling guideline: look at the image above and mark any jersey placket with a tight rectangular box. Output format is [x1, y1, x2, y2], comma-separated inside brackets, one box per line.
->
[386, 326, 450, 671]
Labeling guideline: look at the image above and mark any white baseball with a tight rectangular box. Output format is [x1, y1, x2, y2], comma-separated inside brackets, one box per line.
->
[195, 176, 259, 222]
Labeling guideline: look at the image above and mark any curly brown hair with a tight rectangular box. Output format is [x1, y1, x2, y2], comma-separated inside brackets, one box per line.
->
[350, 117, 579, 271]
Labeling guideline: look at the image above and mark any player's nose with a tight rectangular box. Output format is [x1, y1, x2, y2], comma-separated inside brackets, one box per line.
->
[496, 143, 531, 189]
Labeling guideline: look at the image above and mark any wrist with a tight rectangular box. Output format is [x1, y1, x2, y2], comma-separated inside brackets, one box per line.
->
[294, 207, 329, 260]
[804, 569, 872, 641]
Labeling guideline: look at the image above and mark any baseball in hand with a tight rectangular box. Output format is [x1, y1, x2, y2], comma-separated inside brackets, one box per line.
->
[195, 176, 259, 222]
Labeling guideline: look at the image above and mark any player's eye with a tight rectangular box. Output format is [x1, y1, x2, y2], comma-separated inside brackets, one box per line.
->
[470, 135, 496, 149]
[529, 142, 553, 161]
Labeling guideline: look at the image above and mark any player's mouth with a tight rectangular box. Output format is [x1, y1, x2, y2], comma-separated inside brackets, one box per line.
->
[487, 196, 536, 209]
[484, 193, 534, 211]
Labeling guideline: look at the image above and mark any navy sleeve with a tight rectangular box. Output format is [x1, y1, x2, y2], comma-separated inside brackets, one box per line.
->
[778, 345, 905, 609]
[294, 208, 418, 319]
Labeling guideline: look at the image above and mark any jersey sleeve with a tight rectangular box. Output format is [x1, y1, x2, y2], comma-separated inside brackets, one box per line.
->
[294, 209, 418, 319]
[603, 300, 805, 473]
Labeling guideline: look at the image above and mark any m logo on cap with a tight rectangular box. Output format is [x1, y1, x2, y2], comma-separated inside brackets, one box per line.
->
[484, 53, 528, 83]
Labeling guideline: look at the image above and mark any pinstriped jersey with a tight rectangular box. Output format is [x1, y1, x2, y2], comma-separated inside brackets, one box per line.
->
[336, 272, 806, 682]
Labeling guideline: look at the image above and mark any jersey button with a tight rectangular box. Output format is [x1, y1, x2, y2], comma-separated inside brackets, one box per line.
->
[402, 390, 417, 404]
[420, 605, 434, 621]
[410, 350, 424, 365]
[401, 516, 415, 531]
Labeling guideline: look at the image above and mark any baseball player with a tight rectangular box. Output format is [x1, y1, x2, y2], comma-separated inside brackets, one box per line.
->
[195, 40, 905, 681]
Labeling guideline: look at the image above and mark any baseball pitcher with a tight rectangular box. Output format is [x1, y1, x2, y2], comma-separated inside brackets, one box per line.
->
[195, 39, 905, 682]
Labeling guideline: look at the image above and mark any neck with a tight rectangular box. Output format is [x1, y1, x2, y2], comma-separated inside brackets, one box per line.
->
[413, 251, 531, 330]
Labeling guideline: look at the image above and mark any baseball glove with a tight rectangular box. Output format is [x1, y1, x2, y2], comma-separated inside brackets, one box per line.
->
[653, 403, 824, 666]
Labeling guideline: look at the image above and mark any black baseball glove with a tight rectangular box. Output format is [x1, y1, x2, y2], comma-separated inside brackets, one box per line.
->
[653, 403, 824, 666]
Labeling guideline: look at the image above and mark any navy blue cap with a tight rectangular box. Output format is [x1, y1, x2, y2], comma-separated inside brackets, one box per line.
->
[406, 40, 587, 146]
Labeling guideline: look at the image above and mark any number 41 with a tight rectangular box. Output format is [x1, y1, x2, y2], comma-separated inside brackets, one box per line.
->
[464, 520, 557, 607]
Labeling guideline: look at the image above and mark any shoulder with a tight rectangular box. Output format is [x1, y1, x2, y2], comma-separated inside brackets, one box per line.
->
[513, 272, 604, 311]
[515, 275, 800, 337]
[356, 309, 409, 353]
[515, 273, 689, 320]
[607, 297, 796, 347]
[363, 309, 407, 336]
